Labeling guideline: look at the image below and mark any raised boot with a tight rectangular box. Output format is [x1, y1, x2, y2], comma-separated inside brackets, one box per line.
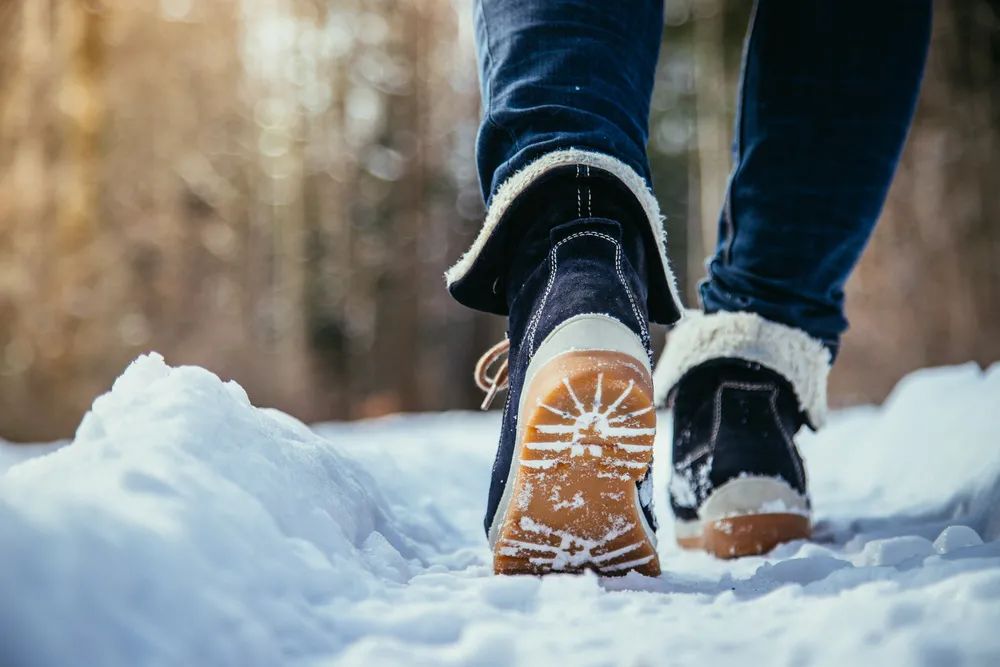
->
[447, 154, 684, 575]
[479, 218, 660, 575]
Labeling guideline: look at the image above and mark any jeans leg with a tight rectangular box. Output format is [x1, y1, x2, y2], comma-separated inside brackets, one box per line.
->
[474, 0, 664, 202]
[452, 0, 682, 326]
[699, 0, 932, 357]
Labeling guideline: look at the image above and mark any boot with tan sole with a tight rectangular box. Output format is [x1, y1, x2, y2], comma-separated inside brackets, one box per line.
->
[654, 311, 831, 559]
[446, 157, 684, 576]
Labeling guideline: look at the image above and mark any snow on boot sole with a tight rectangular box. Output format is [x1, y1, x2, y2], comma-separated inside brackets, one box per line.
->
[492, 346, 659, 577]
[674, 477, 811, 558]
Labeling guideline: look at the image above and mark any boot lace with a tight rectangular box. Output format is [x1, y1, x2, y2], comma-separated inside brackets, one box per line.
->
[474, 338, 510, 410]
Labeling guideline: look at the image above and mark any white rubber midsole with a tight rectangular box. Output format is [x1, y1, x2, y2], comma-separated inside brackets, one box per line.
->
[700, 476, 810, 522]
[673, 476, 811, 540]
[487, 314, 653, 549]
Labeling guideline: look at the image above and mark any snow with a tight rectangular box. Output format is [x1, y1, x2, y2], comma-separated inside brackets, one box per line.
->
[1, 354, 999, 666]
[0, 439, 64, 475]
[933, 525, 984, 554]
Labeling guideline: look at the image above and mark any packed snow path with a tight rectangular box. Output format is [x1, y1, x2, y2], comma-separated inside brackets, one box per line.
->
[1, 354, 999, 666]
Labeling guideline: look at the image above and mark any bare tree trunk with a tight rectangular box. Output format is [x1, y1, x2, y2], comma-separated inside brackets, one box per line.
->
[397, 0, 426, 411]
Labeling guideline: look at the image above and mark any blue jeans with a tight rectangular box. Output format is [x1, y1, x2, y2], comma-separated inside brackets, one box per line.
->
[474, 0, 931, 356]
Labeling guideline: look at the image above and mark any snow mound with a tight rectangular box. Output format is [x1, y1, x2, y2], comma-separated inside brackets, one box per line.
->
[803, 362, 1000, 543]
[1, 357, 999, 666]
[0, 354, 422, 666]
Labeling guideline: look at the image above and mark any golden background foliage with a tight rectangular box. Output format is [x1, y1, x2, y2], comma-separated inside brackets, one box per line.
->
[1, 0, 997, 440]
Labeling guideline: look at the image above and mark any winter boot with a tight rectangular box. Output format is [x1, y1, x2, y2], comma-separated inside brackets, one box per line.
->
[447, 152, 684, 575]
[653, 311, 831, 558]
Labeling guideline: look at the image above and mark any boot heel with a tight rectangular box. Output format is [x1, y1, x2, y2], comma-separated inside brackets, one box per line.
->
[676, 477, 811, 558]
[701, 513, 810, 558]
[490, 316, 660, 576]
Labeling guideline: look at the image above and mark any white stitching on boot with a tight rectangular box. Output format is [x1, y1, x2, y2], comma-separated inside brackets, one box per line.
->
[711, 381, 805, 486]
[525, 231, 650, 354]
[576, 164, 582, 218]
[586, 165, 592, 216]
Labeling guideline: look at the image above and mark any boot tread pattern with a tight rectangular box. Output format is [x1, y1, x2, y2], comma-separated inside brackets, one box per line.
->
[493, 351, 660, 576]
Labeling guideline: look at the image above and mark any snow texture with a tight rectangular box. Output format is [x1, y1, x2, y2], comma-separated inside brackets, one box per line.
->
[1, 355, 999, 666]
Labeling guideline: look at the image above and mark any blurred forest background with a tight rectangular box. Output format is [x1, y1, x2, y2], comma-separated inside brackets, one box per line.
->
[1, 0, 998, 441]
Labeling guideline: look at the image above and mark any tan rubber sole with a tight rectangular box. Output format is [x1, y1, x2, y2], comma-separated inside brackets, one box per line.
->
[493, 351, 660, 576]
[677, 513, 811, 559]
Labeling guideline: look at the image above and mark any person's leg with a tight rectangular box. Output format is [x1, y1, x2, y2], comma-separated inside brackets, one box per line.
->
[450, 0, 683, 575]
[655, 0, 932, 558]
[474, 0, 658, 202]
[700, 0, 933, 357]
[448, 0, 682, 326]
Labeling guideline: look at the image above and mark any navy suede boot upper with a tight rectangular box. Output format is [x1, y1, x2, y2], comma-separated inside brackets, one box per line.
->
[483, 207, 655, 536]
[668, 359, 810, 527]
